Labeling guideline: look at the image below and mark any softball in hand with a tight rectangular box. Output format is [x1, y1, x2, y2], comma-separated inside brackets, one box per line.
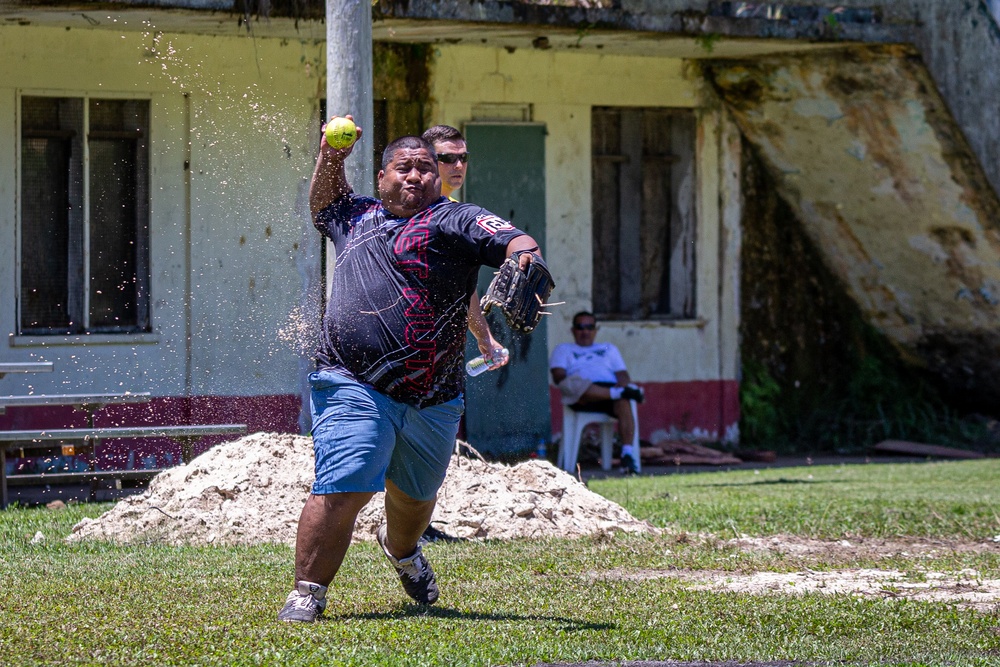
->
[324, 117, 358, 150]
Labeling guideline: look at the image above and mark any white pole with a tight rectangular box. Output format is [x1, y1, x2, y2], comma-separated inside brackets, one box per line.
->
[326, 0, 374, 198]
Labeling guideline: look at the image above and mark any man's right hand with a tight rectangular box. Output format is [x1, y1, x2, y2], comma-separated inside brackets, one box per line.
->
[320, 115, 363, 158]
[310, 115, 361, 217]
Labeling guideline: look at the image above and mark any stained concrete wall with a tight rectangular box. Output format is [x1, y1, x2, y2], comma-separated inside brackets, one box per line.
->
[428, 44, 743, 441]
[0, 24, 323, 418]
[364, 1, 1000, 201]
[633, 0, 1000, 201]
[705, 47, 1000, 408]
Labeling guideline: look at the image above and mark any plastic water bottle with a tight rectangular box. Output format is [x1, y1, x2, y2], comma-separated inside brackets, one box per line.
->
[536, 438, 547, 460]
[466, 347, 509, 377]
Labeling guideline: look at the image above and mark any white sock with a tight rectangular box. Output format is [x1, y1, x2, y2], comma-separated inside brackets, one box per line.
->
[295, 581, 328, 600]
[621, 444, 634, 457]
[609, 386, 624, 400]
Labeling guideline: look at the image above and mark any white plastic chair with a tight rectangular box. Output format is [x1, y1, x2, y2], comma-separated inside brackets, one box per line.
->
[557, 400, 640, 473]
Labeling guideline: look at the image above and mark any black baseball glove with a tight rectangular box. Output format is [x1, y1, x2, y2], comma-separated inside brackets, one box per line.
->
[480, 251, 555, 334]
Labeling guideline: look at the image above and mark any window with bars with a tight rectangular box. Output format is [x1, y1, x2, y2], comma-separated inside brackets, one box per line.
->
[591, 107, 697, 320]
[19, 96, 150, 335]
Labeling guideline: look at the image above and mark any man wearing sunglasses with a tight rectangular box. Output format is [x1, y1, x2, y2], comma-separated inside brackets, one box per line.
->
[549, 311, 644, 474]
[421, 125, 505, 373]
[422, 124, 469, 201]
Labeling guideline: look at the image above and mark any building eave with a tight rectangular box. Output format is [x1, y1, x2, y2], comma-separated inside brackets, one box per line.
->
[1, 0, 912, 59]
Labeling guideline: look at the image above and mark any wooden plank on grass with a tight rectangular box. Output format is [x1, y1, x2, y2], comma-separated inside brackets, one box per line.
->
[647, 453, 744, 466]
[873, 440, 985, 459]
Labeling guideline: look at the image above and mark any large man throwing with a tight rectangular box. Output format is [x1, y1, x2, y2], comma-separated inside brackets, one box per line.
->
[278, 120, 544, 622]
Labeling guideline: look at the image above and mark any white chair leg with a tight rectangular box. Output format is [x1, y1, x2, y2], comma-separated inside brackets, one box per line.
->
[600, 422, 615, 471]
[629, 399, 641, 472]
[560, 409, 580, 473]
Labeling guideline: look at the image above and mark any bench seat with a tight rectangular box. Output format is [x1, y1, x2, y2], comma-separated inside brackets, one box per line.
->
[0, 393, 152, 412]
[1, 423, 247, 508]
[1, 424, 246, 443]
[6, 469, 165, 486]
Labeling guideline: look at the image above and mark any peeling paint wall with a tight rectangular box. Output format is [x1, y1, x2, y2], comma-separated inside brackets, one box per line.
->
[673, 0, 1000, 200]
[706, 47, 1000, 408]
[427, 44, 742, 440]
[0, 24, 324, 411]
[427, 45, 718, 379]
[372, 42, 431, 140]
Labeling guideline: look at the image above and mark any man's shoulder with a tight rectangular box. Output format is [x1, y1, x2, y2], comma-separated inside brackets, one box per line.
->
[549, 342, 576, 364]
[431, 201, 516, 233]
[321, 193, 381, 220]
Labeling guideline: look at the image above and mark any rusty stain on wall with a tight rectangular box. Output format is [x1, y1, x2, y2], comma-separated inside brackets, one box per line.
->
[706, 45, 1000, 407]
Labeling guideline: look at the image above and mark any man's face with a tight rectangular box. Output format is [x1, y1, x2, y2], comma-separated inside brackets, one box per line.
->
[433, 139, 468, 197]
[377, 147, 441, 217]
[571, 316, 598, 347]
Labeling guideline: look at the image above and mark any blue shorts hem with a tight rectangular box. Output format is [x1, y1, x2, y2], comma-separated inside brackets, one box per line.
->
[310, 481, 383, 496]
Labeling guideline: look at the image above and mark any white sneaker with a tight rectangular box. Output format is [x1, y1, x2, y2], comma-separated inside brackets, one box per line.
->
[278, 581, 327, 622]
[376, 524, 439, 605]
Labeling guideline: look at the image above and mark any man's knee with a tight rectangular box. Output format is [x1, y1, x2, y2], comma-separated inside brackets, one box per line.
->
[385, 479, 436, 510]
[307, 491, 374, 516]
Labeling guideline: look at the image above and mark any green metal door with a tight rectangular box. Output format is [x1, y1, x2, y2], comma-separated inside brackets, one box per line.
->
[463, 123, 550, 458]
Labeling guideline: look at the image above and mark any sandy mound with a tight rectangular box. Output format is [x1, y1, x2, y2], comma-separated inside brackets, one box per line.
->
[68, 432, 655, 546]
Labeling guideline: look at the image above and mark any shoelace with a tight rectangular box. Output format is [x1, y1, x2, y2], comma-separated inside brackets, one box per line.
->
[396, 552, 428, 582]
[288, 591, 322, 610]
[290, 594, 312, 609]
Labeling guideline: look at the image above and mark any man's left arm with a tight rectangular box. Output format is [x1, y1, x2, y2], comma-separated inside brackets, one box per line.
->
[468, 290, 505, 361]
[506, 234, 543, 268]
[609, 344, 631, 387]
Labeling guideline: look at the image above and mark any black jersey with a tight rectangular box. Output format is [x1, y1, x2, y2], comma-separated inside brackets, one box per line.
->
[314, 193, 525, 407]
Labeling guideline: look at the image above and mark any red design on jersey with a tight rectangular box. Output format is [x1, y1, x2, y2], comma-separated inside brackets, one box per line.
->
[396, 210, 437, 393]
[402, 287, 436, 391]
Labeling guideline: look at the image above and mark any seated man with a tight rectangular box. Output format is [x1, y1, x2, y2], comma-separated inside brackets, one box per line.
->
[549, 311, 644, 474]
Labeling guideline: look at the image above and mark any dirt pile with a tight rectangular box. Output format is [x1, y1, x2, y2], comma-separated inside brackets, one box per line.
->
[68, 432, 655, 546]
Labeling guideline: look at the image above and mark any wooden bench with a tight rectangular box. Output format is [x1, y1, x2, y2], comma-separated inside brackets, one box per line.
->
[1, 423, 247, 508]
[0, 392, 152, 416]
[0, 362, 54, 379]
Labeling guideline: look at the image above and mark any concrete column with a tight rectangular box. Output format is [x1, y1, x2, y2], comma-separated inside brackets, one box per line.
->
[326, 0, 374, 197]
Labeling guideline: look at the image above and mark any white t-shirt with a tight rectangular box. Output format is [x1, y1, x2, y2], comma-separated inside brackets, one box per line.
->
[548, 342, 627, 385]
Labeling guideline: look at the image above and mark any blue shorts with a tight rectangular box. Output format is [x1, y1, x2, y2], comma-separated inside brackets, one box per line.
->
[308, 370, 464, 501]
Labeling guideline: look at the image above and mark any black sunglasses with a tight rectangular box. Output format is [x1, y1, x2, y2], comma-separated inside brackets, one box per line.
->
[573, 324, 597, 331]
[438, 152, 470, 164]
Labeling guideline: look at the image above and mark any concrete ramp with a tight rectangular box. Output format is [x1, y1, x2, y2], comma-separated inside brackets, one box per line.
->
[705, 46, 1000, 408]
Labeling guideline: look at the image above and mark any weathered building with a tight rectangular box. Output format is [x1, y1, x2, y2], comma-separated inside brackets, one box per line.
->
[1, 0, 997, 462]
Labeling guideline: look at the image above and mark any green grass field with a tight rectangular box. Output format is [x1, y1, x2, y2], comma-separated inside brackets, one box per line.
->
[2, 459, 998, 666]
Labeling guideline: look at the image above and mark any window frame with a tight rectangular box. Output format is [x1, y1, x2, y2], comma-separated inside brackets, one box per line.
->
[591, 105, 699, 323]
[15, 90, 153, 338]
